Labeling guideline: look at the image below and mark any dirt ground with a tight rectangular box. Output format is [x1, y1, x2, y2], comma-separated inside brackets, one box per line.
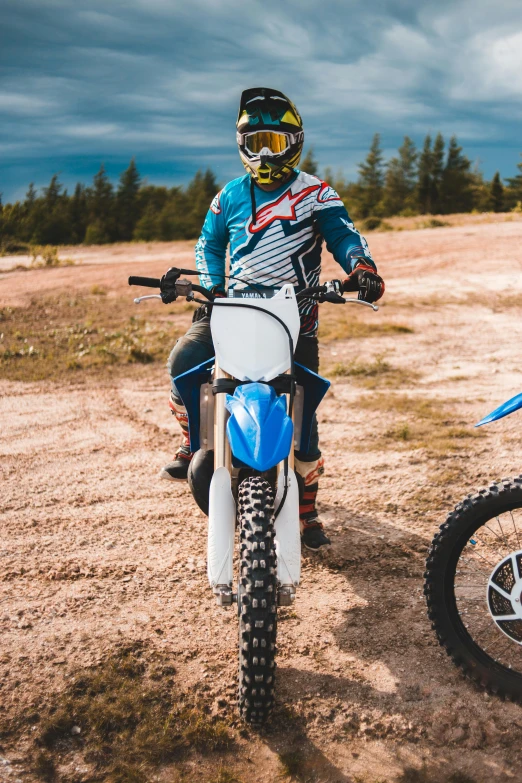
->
[3, 216, 522, 783]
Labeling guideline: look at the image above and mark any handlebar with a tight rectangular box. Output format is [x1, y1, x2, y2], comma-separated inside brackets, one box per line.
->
[128, 275, 378, 310]
[128, 276, 161, 288]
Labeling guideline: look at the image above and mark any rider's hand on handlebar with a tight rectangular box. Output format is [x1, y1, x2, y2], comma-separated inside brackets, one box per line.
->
[160, 267, 181, 304]
[343, 258, 385, 303]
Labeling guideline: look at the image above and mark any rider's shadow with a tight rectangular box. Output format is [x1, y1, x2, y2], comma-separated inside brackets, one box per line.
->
[251, 509, 433, 783]
[259, 694, 354, 783]
[316, 503, 431, 689]
[288, 504, 439, 700]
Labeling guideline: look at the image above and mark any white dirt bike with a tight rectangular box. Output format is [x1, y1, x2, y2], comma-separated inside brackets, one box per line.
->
[129, 270, 377, 723]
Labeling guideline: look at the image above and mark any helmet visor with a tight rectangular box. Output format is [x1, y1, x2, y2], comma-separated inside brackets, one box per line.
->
[244, 131, 290, 155]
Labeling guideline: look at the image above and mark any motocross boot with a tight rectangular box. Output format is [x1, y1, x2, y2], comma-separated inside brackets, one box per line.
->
[295, 456, 331, 551]
[159, 393, 194, 482]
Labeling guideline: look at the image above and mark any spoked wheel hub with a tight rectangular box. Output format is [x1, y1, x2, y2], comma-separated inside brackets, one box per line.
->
[487, 550, 522, 643]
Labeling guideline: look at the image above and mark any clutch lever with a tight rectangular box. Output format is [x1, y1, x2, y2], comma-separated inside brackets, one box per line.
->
[134, 294, 162, 304]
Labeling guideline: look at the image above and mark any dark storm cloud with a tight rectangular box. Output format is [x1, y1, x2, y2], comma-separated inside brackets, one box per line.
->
[1, 0, 522, 200]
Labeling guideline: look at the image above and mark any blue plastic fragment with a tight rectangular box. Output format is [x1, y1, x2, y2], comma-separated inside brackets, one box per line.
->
[476, 391, 522, 427]
[225, 383, 293, 471]
[294, 362, 330, 453]
[172, 357, 215, 451]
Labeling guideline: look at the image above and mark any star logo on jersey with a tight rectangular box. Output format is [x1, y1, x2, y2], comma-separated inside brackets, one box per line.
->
[249, 184, 320, 233]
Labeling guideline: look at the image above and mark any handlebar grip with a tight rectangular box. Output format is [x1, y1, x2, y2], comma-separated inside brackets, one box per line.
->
[128, 276, 161, 288]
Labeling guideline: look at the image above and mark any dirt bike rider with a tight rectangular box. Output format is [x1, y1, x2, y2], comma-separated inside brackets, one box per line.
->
[159, 87, 384, 551]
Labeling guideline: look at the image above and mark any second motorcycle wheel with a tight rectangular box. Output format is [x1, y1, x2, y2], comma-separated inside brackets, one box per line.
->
[425, 476, 522, 700]
[237, 476, 278, 724]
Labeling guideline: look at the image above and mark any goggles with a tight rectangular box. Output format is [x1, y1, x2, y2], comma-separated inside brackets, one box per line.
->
[238, 130, 299, 156]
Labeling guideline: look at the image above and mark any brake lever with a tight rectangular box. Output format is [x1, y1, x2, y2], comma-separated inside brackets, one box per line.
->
[344, 298, 379, 311]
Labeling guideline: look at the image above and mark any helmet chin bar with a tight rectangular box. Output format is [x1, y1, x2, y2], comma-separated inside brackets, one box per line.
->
[256, 162, 293, 185]
[238, 144, 301, 185]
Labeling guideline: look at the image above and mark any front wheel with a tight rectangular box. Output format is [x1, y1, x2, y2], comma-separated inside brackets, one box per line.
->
[425, 476, 522, 700]
[237, 476, 277, 724]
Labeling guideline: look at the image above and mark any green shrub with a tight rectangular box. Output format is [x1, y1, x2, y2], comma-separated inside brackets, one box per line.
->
[84, 220, 110, 245]
[361, 216, 382, 231]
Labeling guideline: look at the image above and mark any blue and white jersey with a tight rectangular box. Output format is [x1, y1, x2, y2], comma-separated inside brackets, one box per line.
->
[195, 170, 374, 336]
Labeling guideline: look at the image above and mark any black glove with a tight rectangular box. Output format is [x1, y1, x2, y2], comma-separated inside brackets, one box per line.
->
[343, 259, 385, 303]
[191, 285, 226, 322]
[160, 267, 181, 304]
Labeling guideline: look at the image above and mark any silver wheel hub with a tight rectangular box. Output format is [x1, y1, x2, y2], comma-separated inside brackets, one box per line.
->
[487, 550, 522, 643]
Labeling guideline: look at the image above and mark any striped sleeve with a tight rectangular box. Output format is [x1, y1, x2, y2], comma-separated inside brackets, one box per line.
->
[313, 182, 375, 274]
[195, 189, 229, 291]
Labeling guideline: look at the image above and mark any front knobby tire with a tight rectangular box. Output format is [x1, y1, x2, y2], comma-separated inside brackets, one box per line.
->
[425, 476, 522, 701]
[237, 476, 278, 724]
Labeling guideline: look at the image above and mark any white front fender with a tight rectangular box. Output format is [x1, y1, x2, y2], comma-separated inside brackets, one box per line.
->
[207, 467, 236, 588]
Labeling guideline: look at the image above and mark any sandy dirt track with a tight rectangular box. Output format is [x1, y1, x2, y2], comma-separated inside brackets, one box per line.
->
[3, 218, 522, 782]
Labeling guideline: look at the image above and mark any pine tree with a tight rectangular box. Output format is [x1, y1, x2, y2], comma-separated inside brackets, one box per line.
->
[417, 135, 433, 213]
[70, 183, 88, 243]
[22, 183, 38, 242]
[301, 148, 319, 176]
[382, 136, 418, 215]
[490, 172, 504, 212]
[117, 159, 141, 241]
[184, 169, 220, 238]
[505, 154, 522, 208]
[440, 136, 472, 214]
[31, 174, 72, 244]
[431, 133, 445, 213]
[357, 133, 384, 217]
[26, 183, 37, 205]
[85, 164, 115, 243]
[43, 175, 63, 209]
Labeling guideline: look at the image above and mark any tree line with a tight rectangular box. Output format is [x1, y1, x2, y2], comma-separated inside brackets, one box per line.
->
[303, 133, 522, 220]
[1, 134, 522, 250]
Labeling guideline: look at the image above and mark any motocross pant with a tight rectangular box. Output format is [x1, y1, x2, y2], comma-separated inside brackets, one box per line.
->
[167, 316, 323, 525]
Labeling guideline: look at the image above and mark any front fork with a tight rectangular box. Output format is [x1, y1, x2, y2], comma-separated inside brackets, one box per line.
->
[206, 361, 301, 607]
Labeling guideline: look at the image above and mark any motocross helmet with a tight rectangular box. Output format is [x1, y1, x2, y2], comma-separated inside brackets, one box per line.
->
[237, 87, 304, 185]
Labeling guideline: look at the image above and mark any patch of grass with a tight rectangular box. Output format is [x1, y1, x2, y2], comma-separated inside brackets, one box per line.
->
[209, 769, 244, 783]
[359, 393, 484, 454]
[29, 245, 75, 267]
[417, 218, 449, 229]
[278, 750, 306, 781]
[0, 292, 184, 381]
[33, 647, 231, 783]
[32, 750, 56, 782]
[318, 310, 413, 343]
[361, 216, 382, 231]
[328, 356, 418, 388]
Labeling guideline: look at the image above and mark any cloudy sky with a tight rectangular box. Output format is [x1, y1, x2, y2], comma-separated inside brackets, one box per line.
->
[2, 0, 522, 202]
